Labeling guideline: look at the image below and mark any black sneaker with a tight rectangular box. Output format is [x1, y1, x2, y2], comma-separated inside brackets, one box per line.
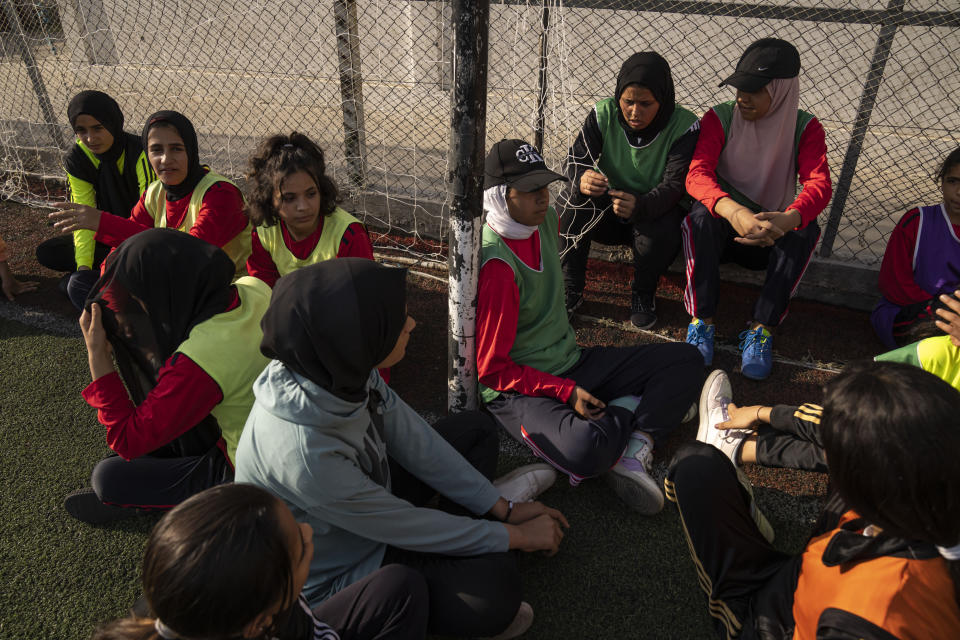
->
[565, 291, 584, 316]
[630, 293, 657, 329]
[63, 487, 136, 524]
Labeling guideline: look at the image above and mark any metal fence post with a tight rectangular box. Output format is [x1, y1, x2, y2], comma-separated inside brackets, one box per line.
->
[534, 3, 550, 152]
[333, 0, 367, 190]
[819, 0, 905, 258]
[1, 0, 64, 150]
[447, 0, 490, 413]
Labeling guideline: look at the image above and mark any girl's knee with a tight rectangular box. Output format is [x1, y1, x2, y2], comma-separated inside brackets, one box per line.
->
[89, 456, 126, 502]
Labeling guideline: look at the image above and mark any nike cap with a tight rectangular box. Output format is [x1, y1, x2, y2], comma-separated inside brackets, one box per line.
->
[484, 139, 567, 191]
[719, 38, 801, 93]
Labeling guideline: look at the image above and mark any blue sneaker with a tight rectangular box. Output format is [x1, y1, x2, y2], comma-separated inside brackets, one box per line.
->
[739, 327, 773, 380]
[685, 319, 715, 366]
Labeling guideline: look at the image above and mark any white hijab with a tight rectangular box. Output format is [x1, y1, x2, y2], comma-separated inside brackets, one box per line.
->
[716, 76, 801, 212]
[483, 184, 538, 239]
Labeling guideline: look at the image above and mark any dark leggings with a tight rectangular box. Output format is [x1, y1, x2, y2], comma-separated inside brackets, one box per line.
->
[312, 565, 429, 640]
[558, 190, 686, 297]
[381, 411, 523, 638]
[91, 444, 232, 510]
[486, 343, 703, 482]
[666, 442, 800, 639]
[681, 203, 820, 327]
[35, 235, 111, 309]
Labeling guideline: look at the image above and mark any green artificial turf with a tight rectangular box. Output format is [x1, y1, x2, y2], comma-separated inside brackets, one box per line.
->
[0, 314, 824, 639]
[0, 318, 159, 639]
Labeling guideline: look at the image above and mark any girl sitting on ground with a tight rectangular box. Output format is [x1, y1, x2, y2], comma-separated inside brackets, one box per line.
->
[683, 38, 832, 381]
[92, 483, 429, 640]
[36, 91, 154, 309]
[235, 258, 565, 640]
[50, 110, 251, 274]
[64, 230, 271, 525]
[245, 132, 373, 288]
[872, 147, 960, 348]
[666, 361, 960, 639]
[558, 51, 700, 328]
[477, 138, 702, 516]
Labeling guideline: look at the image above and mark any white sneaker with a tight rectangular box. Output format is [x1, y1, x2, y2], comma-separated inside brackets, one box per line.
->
[493, 464, 557, 503]
[604, 432, 663, 515]
[697, 370, 749, 465]
[483, 601, 534, 640]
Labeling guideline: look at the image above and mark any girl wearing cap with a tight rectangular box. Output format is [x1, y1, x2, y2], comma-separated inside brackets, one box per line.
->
[50, 110, 251, 274]
[683, 38, 832, 381]
[36, 91, 154, 309]
[477, 138, 702, 516]
[559, 52, 700, 329]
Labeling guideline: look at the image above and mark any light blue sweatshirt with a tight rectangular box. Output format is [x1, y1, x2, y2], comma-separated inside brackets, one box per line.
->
[235, 360, 509, 605]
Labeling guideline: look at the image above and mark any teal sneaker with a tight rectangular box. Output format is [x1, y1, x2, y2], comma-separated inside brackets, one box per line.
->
[685, 319, 715, 366]
[739, 327, 772, 380]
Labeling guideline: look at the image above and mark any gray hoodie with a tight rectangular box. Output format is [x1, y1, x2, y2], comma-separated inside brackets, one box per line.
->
[235, 360, 509, 605]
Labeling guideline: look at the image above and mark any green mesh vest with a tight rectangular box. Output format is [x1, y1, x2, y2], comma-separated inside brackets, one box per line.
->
[176, 276, 272, 464]
[594, 98, 698, 194]
[711, 101, 814, 212]
[479, 208, 581, 403]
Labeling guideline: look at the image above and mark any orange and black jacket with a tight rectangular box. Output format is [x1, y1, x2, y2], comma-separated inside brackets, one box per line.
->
[791, 494, 960, 639]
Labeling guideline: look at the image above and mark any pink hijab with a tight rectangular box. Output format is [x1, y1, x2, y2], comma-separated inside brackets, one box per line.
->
[716, 76, 800, 212]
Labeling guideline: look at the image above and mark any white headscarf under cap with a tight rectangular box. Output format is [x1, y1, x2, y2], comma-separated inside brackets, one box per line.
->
[483, 184, 538, 240]
[716, 76, 801, 212]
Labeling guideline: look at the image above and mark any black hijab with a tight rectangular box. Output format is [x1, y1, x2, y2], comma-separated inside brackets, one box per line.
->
[261, 258, 408, 403]
[614, 52, 678, 146]
[63, 91, 144, 218]
[87, 229, 235, 404]
[141, 110, 207, 202]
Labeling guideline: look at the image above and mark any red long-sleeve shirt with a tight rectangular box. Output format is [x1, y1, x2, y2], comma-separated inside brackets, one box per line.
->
[877, 207, 960, 306]
[476, 226, 577, 402]
[685, 108, 832, 229]
[96, 181, 247, 249]
[246, 219, 374, 288]
[80, 290, 241, 464]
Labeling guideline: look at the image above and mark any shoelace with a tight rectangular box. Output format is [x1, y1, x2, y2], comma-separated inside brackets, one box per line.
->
[688, 322, 710, 345]
[738, 328, 770, 353]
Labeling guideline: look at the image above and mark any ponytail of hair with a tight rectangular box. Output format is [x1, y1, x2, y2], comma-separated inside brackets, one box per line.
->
[90, 617, 159, 640]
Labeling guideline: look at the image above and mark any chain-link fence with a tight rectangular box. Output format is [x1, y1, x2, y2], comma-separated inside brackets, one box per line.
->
[1, 0, 958, 269]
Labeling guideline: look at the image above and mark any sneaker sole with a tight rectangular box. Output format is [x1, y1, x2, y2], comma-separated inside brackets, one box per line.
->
[697, 370, 729, 443]
[604, 467, 664, 515]
[740, 366, 771, 381]
[630, 314, 657, 330]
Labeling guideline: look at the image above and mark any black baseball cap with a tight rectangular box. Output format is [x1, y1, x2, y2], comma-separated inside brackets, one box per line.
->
[484, 139, 567, 191]
[719, 38, 801, 93]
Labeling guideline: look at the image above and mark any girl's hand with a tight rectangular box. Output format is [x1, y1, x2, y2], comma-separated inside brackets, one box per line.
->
[936, 290, 960, 346]
[569, 386, 605, 420]
[506, 513, 567, 556]
[609, 189, 636, 219]
[80, 303, 115, 381]
[716, 402, 763, 430]
[0, 262, 37, 301]
[506, 501, 569, 528]
[724, 206, 765, 239]
[49, 202, 101, 233]
[579, 169, 608, 197]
